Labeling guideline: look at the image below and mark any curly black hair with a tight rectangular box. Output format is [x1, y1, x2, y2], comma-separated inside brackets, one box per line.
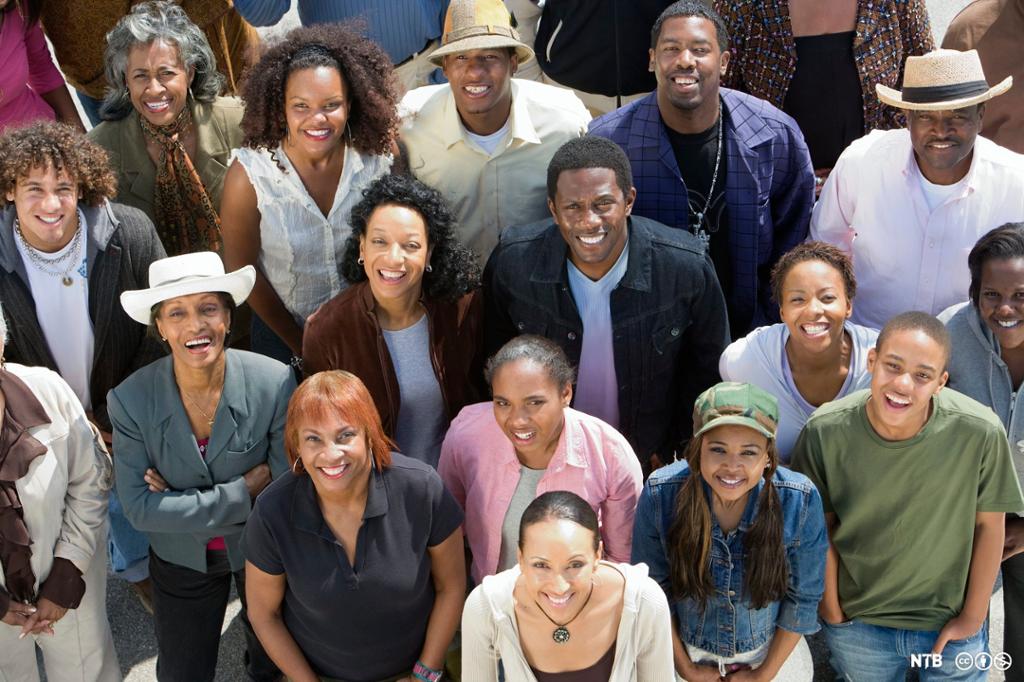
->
[0, 121, 116, 207]
[770, 241, 857, 305]
[239, 23, 399, 157]
[341, 174, 481, 302]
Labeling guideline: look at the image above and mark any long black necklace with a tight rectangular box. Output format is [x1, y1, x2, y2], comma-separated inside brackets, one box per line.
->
[532, 582, 594, 644]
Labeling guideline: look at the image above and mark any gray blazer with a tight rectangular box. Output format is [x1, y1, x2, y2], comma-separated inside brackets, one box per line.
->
[108, 350, 296, 573]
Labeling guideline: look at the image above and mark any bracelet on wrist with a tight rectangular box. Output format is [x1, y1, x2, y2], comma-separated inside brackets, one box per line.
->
[413, 660, 443, 682]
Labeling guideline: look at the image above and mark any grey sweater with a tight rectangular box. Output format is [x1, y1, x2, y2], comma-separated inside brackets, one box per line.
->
[942, 301, 1024, 510]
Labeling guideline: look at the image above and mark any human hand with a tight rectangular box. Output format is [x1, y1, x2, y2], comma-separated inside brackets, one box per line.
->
[681, 661, 725, 682]
[20, 597, 67, 638]
[145, 468, 170, 493]
[243, 463, 272, 498]
[1, 600, 36, 628]
[931, 612, 984, 655]
[1003, 517, 1024, 561]
[725, 667, 763, 682]
[818, 602, 847, 625]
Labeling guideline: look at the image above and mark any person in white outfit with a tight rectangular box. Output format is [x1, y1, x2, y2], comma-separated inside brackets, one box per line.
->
[0, 306, 120, 682]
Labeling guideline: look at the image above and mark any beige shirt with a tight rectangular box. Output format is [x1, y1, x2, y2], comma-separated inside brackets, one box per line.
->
[0, 364, 111, 595]
[399, 79, 590, 260]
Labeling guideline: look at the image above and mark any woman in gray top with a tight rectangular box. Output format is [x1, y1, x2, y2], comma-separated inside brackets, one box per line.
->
[941, 222, 1024, 675]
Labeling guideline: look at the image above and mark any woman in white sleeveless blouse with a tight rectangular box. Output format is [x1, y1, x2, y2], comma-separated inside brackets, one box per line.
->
[220, 23, 400, 366]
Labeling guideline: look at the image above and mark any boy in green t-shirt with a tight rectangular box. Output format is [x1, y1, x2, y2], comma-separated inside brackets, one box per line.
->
[792, 311, 1024, 680]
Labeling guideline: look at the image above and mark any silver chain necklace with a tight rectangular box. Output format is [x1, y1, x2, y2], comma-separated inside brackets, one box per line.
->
[14, 210, 85, 287]
[690, 100, 724, 244]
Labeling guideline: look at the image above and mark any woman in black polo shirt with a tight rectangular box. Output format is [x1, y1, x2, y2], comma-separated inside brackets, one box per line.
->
[242, 370, 465, 682]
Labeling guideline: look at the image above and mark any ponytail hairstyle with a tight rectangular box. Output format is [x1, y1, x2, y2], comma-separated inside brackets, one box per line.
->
[667, 432, 789, 609]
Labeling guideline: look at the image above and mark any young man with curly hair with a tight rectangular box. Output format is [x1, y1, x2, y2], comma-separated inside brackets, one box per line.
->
[0, 120, 167, 612]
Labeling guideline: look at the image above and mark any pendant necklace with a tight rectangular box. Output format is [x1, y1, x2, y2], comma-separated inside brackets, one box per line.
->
[14, 210, 85, 286]
[183, 389, 218, 427]
[690, 100, 724, 244]
[533, 581, 594, 644]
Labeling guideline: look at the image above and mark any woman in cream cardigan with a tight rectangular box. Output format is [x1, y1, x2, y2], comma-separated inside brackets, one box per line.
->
[461, 491, 674, 681]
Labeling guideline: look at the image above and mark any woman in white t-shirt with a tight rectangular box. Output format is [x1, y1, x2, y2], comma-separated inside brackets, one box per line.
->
[719, 242, 878, 460]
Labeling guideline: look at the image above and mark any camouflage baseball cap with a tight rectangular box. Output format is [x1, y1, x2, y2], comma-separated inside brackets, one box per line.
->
[692, 382, 779, 440]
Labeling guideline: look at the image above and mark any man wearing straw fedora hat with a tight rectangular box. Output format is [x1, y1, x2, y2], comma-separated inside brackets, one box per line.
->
[399, 0, 591, 261]
[812, 48, 1024, 331]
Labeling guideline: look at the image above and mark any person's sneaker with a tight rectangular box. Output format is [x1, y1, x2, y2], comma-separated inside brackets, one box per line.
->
[130, 578, 154, 614]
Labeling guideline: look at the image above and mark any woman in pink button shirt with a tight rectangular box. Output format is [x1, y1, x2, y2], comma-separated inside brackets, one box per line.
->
[439, 335, 643, 584]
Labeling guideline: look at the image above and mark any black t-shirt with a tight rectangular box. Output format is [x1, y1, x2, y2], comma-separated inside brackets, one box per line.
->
[242, 455, 463, 681]
[666, 116, 732, 315]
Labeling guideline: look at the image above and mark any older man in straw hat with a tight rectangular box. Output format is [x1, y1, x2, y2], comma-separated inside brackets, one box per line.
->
[811, 48, 1024, 330]
[398, 0, 590, 261]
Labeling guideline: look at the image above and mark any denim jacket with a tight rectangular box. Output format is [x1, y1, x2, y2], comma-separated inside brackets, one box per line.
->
[631, 460, 827, 656]
[483, 216, 728, 459]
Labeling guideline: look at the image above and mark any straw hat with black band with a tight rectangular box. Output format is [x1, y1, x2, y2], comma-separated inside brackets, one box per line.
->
[876, 48, 1012, 112]
[429, 0, 535, 67]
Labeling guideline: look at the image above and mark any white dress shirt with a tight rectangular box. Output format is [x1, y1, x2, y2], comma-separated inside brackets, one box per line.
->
[811, 129, 1024, 329]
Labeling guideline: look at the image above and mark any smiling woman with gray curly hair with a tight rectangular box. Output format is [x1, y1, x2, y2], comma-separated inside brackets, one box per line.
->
[88, 1, 246, 257]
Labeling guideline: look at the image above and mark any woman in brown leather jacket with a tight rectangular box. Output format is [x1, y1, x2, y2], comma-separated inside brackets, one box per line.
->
[302, 173, 483, 468]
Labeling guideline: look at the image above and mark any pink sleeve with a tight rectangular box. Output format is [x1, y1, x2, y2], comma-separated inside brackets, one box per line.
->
[599, 439, 644, 564]
[23, 19, 67, 95]
[438, 432, 467, 510]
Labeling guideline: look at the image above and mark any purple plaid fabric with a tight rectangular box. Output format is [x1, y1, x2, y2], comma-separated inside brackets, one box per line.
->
[589, 89, 814, 333]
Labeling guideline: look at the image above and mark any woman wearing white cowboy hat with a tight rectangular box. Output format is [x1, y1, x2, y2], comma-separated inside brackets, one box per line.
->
[108, 251, 297, 682]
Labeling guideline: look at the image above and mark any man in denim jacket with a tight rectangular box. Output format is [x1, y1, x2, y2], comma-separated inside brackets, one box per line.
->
[483, 136, 728, 472]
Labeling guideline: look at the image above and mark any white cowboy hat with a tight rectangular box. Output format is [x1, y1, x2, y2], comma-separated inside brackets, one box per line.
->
[429, 0, 535, 67]
[120, 251, 255, 325]
[876, 49, 1012, 111]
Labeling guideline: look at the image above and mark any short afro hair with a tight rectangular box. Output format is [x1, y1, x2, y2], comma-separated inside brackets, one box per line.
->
[239, 23, 399, 157]
[340, 174, 481, 302]
[651, 0, 730, 52]
[0, 121, 116, 207]
[875, 311, 951, 370]
[546, 136, 634, 201]
[967, 222, 1024, 305]
[770, 241, 857, 305]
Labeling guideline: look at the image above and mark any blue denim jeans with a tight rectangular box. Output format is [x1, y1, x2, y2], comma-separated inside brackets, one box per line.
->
[823, 618, 989, 681]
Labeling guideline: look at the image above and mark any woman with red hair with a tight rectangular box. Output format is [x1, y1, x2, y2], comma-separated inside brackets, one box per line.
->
[242, 370, 465, 682]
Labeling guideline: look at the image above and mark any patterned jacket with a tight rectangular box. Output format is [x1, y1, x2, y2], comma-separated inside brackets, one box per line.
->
[714, 0, 934, 133]
[589, 89, 814, 334]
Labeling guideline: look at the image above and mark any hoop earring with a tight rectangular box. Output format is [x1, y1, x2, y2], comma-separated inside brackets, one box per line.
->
[425, 264, 433, 273]
[345, 122, 353, 143]
[357, 257, 365, 265]
[292, 458, 305, 474]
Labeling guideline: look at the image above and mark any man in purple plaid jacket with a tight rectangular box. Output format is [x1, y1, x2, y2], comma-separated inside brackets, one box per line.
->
[590, 0, 814, 337]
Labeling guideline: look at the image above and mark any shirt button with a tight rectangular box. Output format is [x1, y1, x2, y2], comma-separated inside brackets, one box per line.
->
[728, 590, 736, 597]
[670, 327, 681, 337]
[929, 241, 935, 248]
[567, 332, 577, 340]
